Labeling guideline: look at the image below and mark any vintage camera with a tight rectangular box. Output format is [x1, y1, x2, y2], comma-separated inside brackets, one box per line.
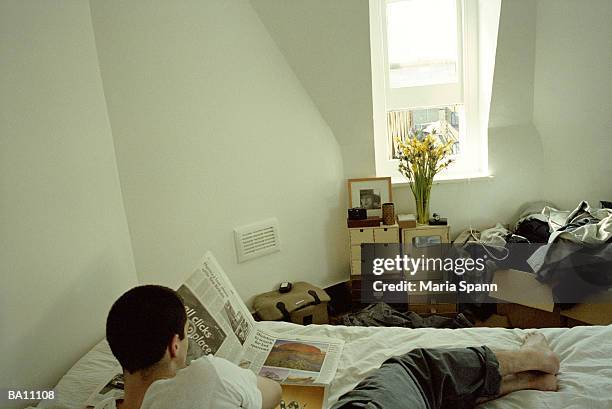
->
[348, 207, 367, 220]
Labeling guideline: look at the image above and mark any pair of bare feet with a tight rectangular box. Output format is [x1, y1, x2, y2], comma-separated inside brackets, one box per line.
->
[495, 332, 561, 396]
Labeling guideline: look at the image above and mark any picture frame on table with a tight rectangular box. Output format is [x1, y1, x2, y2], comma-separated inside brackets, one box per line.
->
[347, 177, 392, 218]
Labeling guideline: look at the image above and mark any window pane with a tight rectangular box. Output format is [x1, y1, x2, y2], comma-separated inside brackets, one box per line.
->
[386, 0, 458, 88]
[388, 105, 462, 159]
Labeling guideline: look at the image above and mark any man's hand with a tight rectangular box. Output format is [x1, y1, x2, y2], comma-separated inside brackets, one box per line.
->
[257, 376, 282, 409]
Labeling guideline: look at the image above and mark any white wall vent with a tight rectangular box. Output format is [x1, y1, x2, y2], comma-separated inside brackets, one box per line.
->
[234, 218, 281, 263]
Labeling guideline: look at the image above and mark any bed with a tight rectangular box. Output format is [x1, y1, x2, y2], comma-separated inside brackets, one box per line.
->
[38, 323, 612, 408]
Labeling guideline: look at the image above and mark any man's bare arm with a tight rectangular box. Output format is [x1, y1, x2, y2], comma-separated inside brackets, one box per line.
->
[257, 376, 282, 409]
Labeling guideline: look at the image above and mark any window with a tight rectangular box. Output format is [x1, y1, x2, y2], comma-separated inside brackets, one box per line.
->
[370, 0, 489, 182]
[388, 105, 463, 159]
[386, 0, 459, 88]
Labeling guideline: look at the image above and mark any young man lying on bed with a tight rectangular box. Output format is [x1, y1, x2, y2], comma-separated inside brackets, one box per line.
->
[100, 285, 560, 409]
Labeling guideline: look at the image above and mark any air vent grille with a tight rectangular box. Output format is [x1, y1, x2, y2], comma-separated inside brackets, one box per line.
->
[234, 218, 280, 263]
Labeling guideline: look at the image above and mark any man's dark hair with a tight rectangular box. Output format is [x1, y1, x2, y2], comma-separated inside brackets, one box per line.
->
[106, 285, 187, 373]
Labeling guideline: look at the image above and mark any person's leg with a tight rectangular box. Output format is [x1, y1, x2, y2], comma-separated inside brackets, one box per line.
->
[330, 354, 431, 409]
[331, 333, 560, 409]
[331, 346, 501, 409]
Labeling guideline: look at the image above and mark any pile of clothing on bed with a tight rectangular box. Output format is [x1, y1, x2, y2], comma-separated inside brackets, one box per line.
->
[455, 200, 612, 305]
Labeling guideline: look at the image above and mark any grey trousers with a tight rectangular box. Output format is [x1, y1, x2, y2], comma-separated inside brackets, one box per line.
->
[331, 346, 502, 409]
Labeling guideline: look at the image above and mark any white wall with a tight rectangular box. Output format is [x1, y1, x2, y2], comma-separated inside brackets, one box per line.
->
[0, 1, 137, 406]
[533, 0, 612, 209]
[251, 0, 376, 179]
[489, 0, 537, 129]
[89, 0, 347, 303]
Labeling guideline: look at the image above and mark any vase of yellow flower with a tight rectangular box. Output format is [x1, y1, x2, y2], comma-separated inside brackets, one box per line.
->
[396, 131, 454, 225]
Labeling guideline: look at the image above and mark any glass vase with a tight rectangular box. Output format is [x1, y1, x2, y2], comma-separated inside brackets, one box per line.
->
[414, 185, 431, 225]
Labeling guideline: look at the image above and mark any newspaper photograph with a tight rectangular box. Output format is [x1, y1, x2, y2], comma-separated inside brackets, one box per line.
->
[239, 327, 343, 386]
[265, 339, 328, 372]
[86, 251, 343, 409]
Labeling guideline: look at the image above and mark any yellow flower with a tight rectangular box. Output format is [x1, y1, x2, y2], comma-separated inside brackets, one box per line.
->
[396, 130, 454, 184]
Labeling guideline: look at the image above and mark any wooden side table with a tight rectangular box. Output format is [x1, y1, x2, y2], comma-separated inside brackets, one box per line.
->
[401, 224, 456, 314]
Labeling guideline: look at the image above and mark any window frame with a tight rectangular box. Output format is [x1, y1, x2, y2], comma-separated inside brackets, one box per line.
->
[370, 0, 488, 183]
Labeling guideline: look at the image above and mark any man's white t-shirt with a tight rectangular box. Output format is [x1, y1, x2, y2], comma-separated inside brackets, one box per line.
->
[93, 355, 262, 409]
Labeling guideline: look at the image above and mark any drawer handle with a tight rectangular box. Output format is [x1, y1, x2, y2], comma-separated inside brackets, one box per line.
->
[384, 228, 388, 231]
[360, 229, 364, 232]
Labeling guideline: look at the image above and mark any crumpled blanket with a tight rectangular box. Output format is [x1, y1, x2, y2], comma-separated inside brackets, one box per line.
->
[526, 201, 612, 303]
[340, 302, 473, 329]
[543, 201, 612, 244]
[527, 240, 612, 304]
[528, 201, 612, 270]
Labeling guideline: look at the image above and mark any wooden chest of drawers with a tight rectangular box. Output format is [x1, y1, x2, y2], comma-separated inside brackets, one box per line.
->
[348, 224, 399, 306]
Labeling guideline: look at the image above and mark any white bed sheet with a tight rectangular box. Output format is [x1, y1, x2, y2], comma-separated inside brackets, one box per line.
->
[40, 324, 612, 409]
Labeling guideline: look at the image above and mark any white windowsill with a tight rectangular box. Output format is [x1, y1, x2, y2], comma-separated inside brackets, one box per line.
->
[391, 172, 493, 187]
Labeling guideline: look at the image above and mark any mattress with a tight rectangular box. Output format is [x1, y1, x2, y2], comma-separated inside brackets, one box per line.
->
[39, 323, 612, 408]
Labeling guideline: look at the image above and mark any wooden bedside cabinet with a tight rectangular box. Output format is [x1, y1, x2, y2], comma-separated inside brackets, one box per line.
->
[348, 224, 399, 307]
[401, 224, 456, 315]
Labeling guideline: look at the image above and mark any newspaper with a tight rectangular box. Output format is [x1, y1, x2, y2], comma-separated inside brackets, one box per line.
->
[86, 251, 343, 408]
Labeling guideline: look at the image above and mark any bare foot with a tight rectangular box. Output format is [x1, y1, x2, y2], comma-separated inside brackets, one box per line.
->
[498, 372, 559, 396]
[495, 333, 561, 376]
[534, 373, 559, 391]
[522, 333, 549, 351]
[520, 372, 559, 392]
[520, 333, 560, 374]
